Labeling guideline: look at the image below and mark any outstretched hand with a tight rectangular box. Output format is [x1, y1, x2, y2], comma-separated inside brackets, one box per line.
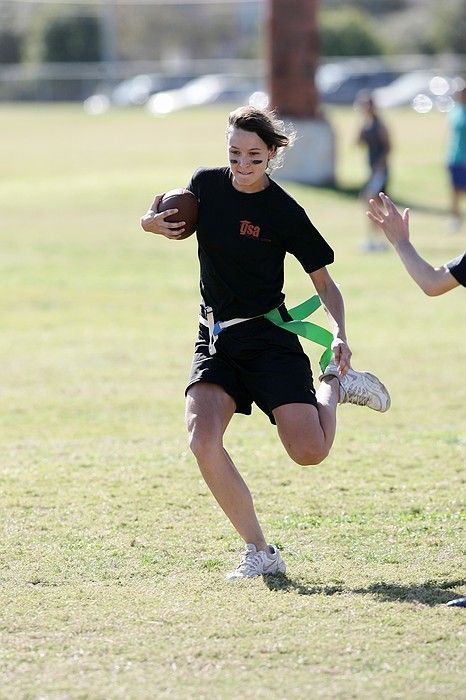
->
[366, 193, 410, 247]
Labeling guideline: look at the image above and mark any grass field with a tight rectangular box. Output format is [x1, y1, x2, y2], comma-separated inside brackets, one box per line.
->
[1, 102, 465, 699]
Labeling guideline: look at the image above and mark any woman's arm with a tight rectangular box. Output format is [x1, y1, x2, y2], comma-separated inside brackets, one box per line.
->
[140, 193, 187, 239]
[388, 242, 458, 296]
[367, 193, 460, 296]
[309, 267, 352, 375]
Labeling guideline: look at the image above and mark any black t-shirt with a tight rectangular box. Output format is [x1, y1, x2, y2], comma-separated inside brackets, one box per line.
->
[446, 252, 466, 287]
[187, 167, 334, 320]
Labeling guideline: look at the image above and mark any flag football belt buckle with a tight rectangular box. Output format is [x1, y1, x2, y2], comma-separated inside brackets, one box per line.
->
[199, 307, 264, 355]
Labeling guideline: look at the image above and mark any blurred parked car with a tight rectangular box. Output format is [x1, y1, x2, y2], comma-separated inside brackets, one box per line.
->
[372, 70, 455, 109]
[111, 73, 190, 106]
[146, 74, 261, 115]
[84, 73, 193, 110]
[316, 62, 399, 104]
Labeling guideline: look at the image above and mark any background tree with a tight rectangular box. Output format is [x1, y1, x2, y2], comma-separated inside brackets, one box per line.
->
[320, 8, 385, 56]
[0, 30, 23, 63]
[433, 0, 466, 54]
[41, 14, 101, 63]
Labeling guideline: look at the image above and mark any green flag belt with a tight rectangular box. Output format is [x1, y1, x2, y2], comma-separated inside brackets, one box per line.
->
[201, 295, 333, 372]
[264, 295, 333, 372]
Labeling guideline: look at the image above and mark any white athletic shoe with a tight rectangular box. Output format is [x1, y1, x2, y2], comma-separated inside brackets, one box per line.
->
[320, 362, 391, 412]
[226, 543, 286, 580]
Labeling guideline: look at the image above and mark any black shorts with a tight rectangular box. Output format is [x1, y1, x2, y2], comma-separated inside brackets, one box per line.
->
[185, 317, 318, 424]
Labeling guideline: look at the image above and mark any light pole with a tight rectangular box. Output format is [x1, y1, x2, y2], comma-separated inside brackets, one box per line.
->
[267, 0, 335, 185]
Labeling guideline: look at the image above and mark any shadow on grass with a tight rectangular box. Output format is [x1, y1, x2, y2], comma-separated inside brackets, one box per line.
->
[263, 574, 466, 607]
[318, 183, 449, 218]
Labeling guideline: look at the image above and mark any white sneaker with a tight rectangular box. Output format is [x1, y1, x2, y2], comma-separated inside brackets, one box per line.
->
[320, 362, 391, 412]
[226, 544, 286, 580]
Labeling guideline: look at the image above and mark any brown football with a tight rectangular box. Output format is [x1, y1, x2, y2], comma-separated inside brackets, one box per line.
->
[157, 188, 198, 240]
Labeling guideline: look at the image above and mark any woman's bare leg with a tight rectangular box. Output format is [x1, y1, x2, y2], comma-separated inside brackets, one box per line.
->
[273, 376, 340, 465]
[186, 382, 268, 551]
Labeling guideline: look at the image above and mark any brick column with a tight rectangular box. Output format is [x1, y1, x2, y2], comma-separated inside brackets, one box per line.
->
[268, 0, 320, 118]
[266, 0, 335, 186]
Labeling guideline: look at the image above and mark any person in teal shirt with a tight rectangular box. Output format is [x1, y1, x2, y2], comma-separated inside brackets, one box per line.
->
[447, 86, 466, 232]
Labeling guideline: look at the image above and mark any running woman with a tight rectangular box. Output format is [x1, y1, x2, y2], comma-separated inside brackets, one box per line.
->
[141, 106, 390, 580]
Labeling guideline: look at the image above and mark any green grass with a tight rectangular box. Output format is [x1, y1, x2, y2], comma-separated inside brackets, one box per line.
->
[0, 103, 465, 699]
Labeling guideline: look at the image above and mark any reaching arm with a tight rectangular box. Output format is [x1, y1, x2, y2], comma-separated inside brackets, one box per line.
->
[367, 193, 460, 296]
[389, 243, 458, 296]
[309, 267, 351, 375]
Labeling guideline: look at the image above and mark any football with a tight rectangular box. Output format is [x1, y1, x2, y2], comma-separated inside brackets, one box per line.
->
[157, 188, 198, 239]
